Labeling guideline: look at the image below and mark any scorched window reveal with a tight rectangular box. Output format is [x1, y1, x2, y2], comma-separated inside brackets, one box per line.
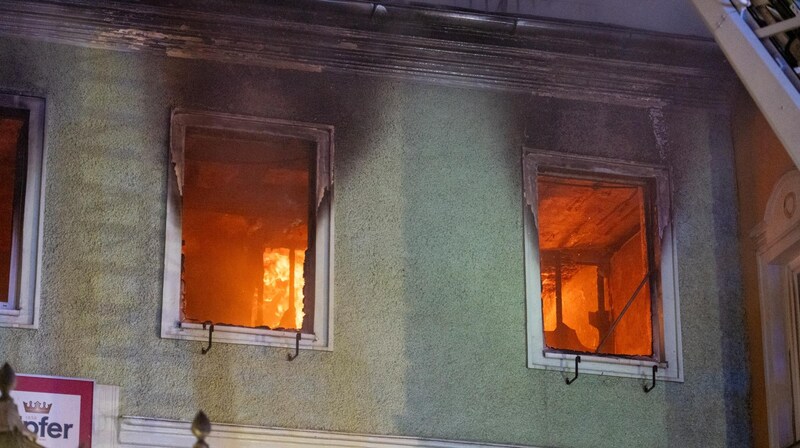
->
[523, 150, 683, 382]
[161, 110, 334, 351]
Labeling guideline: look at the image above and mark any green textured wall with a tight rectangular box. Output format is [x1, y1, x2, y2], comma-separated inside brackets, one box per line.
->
[0, 36, 749, 447]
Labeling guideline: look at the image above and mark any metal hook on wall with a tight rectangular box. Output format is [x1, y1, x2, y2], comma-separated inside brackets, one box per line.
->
[287, 332, 301, 361]
[644, 365, 658, 393]
[201, 322, 214, 355]
[565, 355, 581, 385]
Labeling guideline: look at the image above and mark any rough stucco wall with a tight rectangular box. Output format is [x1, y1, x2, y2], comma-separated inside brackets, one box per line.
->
[732, 89, 797, 448]
[0, 35, 748, 447]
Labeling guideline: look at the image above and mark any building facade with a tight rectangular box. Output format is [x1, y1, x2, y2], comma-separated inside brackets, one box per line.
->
[0, 1, 753, 447]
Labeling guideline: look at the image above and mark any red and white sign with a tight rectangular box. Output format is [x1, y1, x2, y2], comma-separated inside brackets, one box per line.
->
[9, 374, 94, 448]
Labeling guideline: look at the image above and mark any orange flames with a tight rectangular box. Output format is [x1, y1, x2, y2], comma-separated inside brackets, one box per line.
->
[260, 248, 305, 330]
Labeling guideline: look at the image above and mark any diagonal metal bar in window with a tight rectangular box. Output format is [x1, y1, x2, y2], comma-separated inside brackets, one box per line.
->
[594, 271, 650, 354]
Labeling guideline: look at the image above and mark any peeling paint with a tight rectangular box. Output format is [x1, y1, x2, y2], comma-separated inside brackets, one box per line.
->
[523, 156, 539, 228]
[170, 120, 185, 196]
[648, 107, 669, 162]
[317, 132, 334, 209]
[95, 29, 180, 49]
[336, 42, 359, 50]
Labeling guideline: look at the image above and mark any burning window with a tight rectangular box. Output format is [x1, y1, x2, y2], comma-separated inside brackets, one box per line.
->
[180, 128, 315, 331]
[538, 175, 653, 357]
[0, 94, 45, 329]
[523, 151, 682, 381]
[163, 111, 333, 350]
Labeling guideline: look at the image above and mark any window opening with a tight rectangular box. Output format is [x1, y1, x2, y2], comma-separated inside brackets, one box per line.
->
[538, 173, 656, 358]
[179, 127, 316, 332]
[0, 107, 29, 307]
[0, 94, 45, 329]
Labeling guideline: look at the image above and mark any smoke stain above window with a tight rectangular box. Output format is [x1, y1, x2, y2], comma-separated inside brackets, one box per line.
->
[537, 174, 653, 357]
[180, 127, 316, 331]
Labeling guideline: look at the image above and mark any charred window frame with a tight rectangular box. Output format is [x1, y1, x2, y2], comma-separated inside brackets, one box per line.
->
[523, 150, 683, 382]
[0, 93, 45, 329]
[161, 110, 334, 351]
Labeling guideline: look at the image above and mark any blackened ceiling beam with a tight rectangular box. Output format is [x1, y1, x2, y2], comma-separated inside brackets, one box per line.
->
[0, 0, 735, 108]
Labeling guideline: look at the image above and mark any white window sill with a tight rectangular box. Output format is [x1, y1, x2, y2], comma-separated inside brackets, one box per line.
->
[529, 351, 682, 382]
[161, 322, 331, 351]
[0, 308, 21, 316]
[0, 307, 38, 329]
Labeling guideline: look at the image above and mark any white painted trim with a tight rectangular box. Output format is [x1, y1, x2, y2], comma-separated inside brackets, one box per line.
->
[0, 93, 46, 329]
[117, 417, 542, 448]
[787, 257, 800, 438]
[689, 0, 800, 165]
[752, 170, 800, 448]
[755, 261, 795, 448]
[522, 151, 683, 382]
[93, 384, 120, 448]
[160, 110, 335, 351]
[167, 321, 328, 351]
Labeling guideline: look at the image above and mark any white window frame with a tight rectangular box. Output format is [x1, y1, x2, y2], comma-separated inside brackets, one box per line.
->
[161, 109, 334, 351]
[752, 169, 800, 448]
[523, 149, 683, 382]
[786, 256, 800, 443]
[0, 93, 46, 329]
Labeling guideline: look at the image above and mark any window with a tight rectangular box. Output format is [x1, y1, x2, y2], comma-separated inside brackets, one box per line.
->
[751, 170, 800, 446]
[0, 94, 45, 328]
[523, 150, 682, 381]
[162, 110, 333, 350]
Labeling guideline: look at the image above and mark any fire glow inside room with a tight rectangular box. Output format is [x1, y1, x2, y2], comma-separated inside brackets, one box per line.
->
[180, 126, 316, 332]
[537, 173, 656, 357]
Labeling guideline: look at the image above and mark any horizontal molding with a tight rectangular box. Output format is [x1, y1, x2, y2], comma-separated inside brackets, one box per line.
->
[118, 417, 541, 448]
[0, 0, 733, 108]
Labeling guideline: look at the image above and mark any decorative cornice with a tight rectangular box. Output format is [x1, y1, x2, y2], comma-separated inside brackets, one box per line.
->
[0, 0, 734, 108]
[752, 169, 800, 259]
